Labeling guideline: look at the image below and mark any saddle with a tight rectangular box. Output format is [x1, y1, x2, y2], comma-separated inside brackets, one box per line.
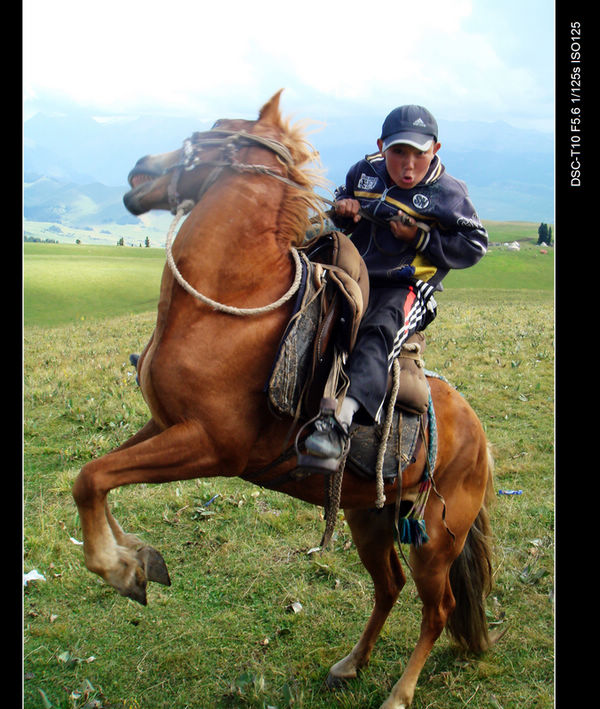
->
[266, 231, 430, 422]
[265, 231, 367, 419]
[302, 229, 369, 354]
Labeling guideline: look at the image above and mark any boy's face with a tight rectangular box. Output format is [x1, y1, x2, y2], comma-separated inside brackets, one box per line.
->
[377, 139, 441, 190]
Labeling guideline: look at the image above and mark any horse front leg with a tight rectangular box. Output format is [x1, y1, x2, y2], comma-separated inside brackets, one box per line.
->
[103, 418, 161, 549]
[102, 503, 171, 588]
[327, 505, 406, 685]
[97, 419, 170, 589]
[72, 420, 220, 604]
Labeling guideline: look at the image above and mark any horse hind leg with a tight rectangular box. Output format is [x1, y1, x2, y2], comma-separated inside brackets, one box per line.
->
[380, 496, 493, 708]
[327, 505, 406, 686]
[379, 554, 456, 709]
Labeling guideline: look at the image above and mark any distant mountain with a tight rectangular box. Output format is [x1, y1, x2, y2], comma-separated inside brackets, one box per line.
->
[23, 109, 554, 232]
[24, 111, 210, 187]
[24, 176, 139, 226]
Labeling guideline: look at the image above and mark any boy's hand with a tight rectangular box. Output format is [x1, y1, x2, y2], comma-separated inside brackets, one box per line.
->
[334, 198, 362, 223]
[389, 211, 418, 242]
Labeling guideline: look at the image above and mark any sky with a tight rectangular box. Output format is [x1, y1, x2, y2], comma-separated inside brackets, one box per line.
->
[23, 0, 555, 133]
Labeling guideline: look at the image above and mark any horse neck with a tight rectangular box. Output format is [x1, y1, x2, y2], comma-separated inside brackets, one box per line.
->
[174, 175, 297, 299]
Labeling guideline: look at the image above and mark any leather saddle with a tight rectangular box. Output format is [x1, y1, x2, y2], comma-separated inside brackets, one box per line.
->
[265, 231, 430, 421]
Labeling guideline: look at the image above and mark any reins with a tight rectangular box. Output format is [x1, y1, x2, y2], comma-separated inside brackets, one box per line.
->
[166, 127, 430, 233]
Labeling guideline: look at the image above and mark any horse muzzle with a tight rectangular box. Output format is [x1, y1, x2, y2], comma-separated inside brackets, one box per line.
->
[123, 151, 183, 215]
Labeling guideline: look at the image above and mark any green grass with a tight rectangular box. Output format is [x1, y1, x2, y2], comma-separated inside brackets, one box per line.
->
[443, 247, 553, 291]
[23, 243, 164, 327]
[23, 229, 554, 708]
[444, 220, 554, 291]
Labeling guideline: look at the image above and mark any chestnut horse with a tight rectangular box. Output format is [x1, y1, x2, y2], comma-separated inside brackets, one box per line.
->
[72, 91, 493, 709]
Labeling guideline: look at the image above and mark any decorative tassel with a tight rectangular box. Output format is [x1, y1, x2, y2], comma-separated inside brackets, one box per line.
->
[398, 517, 429, 547]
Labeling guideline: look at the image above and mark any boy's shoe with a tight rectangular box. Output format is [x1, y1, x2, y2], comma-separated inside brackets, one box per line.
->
[304, 415, 350, 460]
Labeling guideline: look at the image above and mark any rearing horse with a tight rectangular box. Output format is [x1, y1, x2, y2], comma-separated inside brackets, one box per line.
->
[72, 91, 494, 709]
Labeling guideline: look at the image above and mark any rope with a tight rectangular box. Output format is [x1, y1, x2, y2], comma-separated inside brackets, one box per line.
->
[164, 200, 303, 317]
[374, 358, 401, 508]
[319, 442, 350, 549]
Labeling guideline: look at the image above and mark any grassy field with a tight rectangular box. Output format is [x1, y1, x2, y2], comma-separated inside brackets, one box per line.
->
[23, 221, 553, 328]
[23, 226, 554, 708]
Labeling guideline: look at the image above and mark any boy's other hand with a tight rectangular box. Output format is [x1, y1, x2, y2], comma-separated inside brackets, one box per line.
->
[334, 198, 362, 223]
[389, 211, 418, 242]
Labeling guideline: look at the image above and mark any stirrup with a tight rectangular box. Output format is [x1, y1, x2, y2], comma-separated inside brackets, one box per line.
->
[296, 398, 350, 473]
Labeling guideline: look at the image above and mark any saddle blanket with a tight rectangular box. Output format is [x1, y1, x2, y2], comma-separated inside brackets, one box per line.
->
[266, 252, 321, 418]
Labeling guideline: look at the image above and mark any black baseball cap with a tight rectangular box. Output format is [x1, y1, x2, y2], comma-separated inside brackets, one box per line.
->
[380, 105, 438, 151]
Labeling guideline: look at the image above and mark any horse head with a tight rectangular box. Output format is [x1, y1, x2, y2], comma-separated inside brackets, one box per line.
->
[123, 90, 327, 242]
[122, 114, 256, 216]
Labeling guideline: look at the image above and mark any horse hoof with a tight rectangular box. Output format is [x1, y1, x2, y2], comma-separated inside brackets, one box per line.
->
[325, 673, 350, 690]
[120, 566, 148, 606]
[136, 546, 171, 586]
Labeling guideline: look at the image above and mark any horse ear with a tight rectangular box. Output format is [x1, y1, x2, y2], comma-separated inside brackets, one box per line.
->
[258, 89, 284, 125]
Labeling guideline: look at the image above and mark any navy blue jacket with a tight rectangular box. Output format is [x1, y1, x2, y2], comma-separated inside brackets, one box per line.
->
[332, 152, 488, 291]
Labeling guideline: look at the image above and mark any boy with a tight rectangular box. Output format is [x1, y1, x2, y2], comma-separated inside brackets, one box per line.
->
[305, 104, 488, 463]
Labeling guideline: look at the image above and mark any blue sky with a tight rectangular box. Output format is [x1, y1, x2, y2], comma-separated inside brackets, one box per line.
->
[23, 0, 554, 133]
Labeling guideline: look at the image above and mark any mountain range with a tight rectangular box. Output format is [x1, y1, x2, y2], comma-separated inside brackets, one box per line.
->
[24, 109, 554, 238]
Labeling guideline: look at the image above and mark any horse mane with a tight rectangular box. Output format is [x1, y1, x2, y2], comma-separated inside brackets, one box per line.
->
[266, 103, 331, 247]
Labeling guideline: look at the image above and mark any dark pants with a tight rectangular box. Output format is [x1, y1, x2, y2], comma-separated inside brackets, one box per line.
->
[346, 282, 435, 425]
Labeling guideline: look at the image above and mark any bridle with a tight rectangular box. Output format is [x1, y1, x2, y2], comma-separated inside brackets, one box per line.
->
[163, 128, 315, 317]
[166, 128, 299, 214]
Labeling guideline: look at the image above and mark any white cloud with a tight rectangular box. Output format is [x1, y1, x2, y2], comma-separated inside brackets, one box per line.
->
[23, 0, 553, 131]
[24, 0, 262, 113]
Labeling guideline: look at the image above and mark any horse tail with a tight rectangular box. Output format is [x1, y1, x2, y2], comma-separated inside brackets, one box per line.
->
[446, 442, 495, 655]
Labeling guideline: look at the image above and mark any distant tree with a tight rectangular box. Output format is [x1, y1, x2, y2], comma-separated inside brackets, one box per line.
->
[117, 237, 124, 246]
[537, 223, 548, 245]
[145, 237, 150, 248]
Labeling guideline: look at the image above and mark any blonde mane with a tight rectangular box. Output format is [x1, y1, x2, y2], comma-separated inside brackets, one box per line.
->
[263, 98, 332, 246]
